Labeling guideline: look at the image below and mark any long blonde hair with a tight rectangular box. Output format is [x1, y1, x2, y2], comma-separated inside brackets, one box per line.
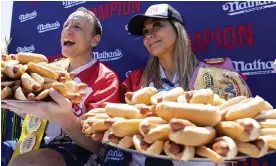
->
[141, 20, 198, 90]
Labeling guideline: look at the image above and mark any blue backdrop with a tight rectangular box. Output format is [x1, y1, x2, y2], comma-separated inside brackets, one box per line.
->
[6, 1, 276, 165]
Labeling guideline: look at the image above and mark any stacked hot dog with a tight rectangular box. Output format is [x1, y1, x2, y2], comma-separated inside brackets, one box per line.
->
[82, 85, 276, 163]
[1, 53, 87, 103]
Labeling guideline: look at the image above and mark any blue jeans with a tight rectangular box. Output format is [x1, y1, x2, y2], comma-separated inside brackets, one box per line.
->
[1, 140, 17, 166]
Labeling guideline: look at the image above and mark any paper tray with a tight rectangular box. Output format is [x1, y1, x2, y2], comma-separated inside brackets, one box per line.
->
[103, 142, 249, 163]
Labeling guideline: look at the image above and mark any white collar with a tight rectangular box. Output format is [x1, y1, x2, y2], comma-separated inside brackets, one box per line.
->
[159, 65, 179, 85]
[71, 58, 97, 75]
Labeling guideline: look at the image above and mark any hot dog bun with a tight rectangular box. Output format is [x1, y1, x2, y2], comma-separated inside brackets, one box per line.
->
[105, 103, 144, 119]
[189, 89, 214, 104]
[125, 87, 158, 105]
[218, 96, 247, 110]
[35, 89, 50, 100]
[196, 146, 224, 163]
[258, 119, 276, 128]
[212, 94, 226, 106]
[139, 117, 168, 136]
[15, 53, 48, 64]
[1, 86, 13, 99]
[263, 101, 273, 110]
[212, 136, 238, 159]
[169, 119, 216, 146]
[103, 130, 134, 149]
[255, 109, 276, 120]
[261, 128, 276, 136]
[151, 91, 167, 105]
[156, 102, 221, 126]
[82, 118, 109, 135]
[144, 124, 169, 144]
[236, 137, 268, 158]
[82, 108, 106, 120]
[225, 96, 265, 121]
[21, 73, 42, 92]
[111, 119, 142, 137]
[28, 62, 59, 80]
[133, 135, 164, 155]
[215, 118, 261, 142]
[14, 87, 27, 101]
[260, 135, 276, 150]
[151, 87, 186, 105]
[163, 140, 195, 161]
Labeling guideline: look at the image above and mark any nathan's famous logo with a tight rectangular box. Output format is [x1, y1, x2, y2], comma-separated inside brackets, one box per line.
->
[19, 10, 37, 22]
[37, 21, 60, 33]
[232, 59, 276, 75]
[222, 1, 276, 16]
[93, 49, 123, 62]
[203, 72, 214, 89]
[16, 45, 35, 53]
[62, 1, 85, 8]
[104, 149, 124, 162]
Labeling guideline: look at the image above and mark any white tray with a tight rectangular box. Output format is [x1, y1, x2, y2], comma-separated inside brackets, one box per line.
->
[103, 142, 257, 163]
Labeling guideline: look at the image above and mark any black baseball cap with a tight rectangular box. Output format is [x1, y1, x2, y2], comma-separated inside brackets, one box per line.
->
[127, 4, 184, 36]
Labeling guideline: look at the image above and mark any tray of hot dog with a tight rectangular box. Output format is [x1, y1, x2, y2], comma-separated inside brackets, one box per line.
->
[1, 53, 87, 103]
[82, 81, 276, 163]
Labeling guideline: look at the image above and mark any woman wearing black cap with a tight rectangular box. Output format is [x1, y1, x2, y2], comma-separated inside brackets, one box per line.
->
[103, 3, 251, 166]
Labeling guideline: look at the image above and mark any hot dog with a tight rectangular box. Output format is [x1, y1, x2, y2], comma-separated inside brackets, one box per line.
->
[15, 53, 48, 64]
[102, 130, 134, 149]
[215, 118, 261, 142]
[188, 89, 214, 104]
[105, 103, 144, 119]
[133, 135, 164, 155]
[225, 96, 265, 121]
[212, 94, 226, 106]
[236, 137, 268, 158]
[104, 117, 126, 128]
[261, 128, 276, 136]
[218, 96, 247, 110]
[14, 87, 28, 101]
[151, 87, 185, 105]
[196, 146, 224, 163]
[156, 102, 221, 126]
[82, 108, 106, 120]
[196, 136, 237, 163]
[258, 119, 276, 128]
[82, 118, 109, 135]
[139, 117, 168, 136]
[143, 124, 169, 144]
[21, 73, 42, 92]
[1, 86, 13, 99]
[27, 62, 59, 80]
[125, 87, 158, 105]
[260, 135, 276, 150]
[111, 119, 142, 137]
[35, 89, 50, 100]
[263, 101, 273, 111]
[255, 109, 276, 120]
[4, 60, 28, 79]
[169, 119, 216, 146]
[163, 140, 195, 161]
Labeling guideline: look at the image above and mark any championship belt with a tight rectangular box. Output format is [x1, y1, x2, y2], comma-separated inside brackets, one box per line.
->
[10, 58, 70, 162]
[190, 58, 251, 100]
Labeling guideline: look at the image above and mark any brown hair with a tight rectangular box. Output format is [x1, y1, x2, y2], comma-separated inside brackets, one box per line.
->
[76, 7, 102, 36]
[141, 20, 198, 90]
